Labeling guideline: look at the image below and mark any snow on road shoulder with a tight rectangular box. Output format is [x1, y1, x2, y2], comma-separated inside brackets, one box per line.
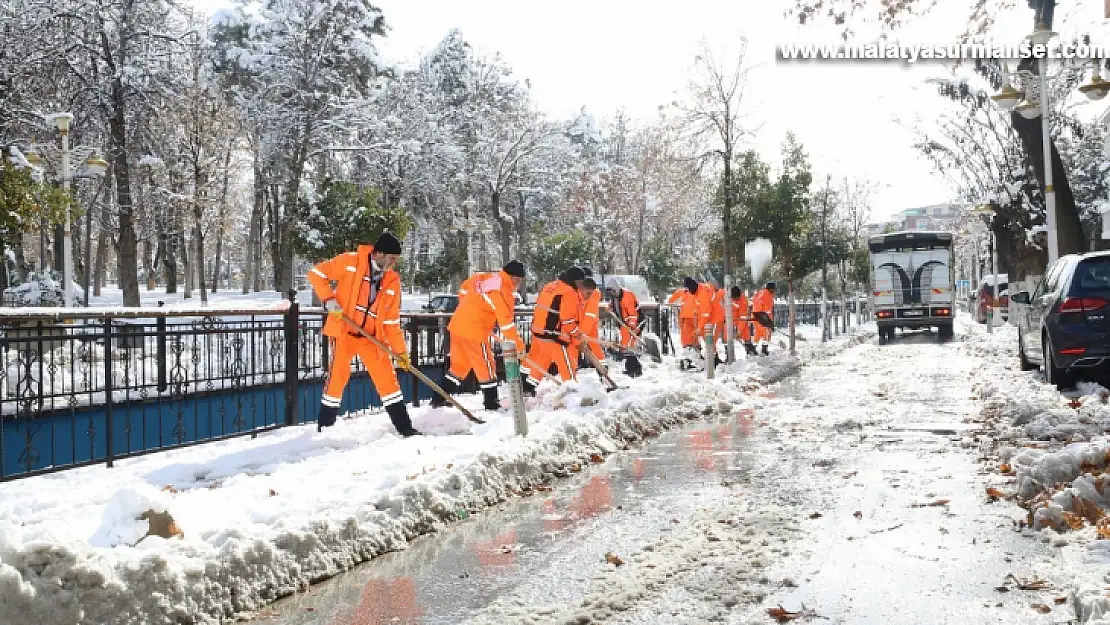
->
[963, 318, 1110, 624]
[0, 326, 873, 625]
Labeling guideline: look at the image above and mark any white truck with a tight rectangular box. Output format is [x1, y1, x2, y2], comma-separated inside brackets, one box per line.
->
[869, 231, 956, 344]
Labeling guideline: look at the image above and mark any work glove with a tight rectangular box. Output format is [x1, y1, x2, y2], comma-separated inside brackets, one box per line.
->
[515, 339, 526, 355]
[394, 351, 412, 371]
[325, 299, 343, 320]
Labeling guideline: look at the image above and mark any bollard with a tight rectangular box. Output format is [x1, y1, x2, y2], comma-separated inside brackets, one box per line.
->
[501, 341, 529, 436]
[704, 326, 716, 380]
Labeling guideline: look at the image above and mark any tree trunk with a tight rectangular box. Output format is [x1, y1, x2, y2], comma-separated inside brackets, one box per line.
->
[275, 120, 314, 294]
[634, 177, 647, 271]
[194, 195, 206, 304]
[93, 207, 108, 297]
[108, 78, 141, 307]
[13, 238, 27, 284]
[143, 238, 156, 290]
[160, 223, 178, 293]
[212, 146, 232, 292]
[493, 190, 511, 267]
[182, 232, 192, 299]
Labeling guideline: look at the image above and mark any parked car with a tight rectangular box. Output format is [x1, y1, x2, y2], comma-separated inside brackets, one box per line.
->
[975, 274, 1009, 323]
[1011, 252, 1110, 388]
[421, 294, 459, 314]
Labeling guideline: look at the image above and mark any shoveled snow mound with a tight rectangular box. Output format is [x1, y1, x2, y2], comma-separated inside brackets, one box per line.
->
[0, 326, 873, 625]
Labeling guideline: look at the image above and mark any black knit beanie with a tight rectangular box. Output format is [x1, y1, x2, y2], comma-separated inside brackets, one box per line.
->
[684, 277, 698, 293]
[374, 232, 402, 255]
[503, 260, 526, 278]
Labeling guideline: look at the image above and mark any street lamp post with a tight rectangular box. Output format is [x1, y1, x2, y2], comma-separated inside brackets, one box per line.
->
[990, 28, 1109, 265]
[32, 114, 108, 307]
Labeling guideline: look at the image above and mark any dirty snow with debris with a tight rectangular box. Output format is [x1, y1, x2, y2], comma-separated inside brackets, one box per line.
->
[964, 319, 1110, 624]
[0, 324, 872, 625]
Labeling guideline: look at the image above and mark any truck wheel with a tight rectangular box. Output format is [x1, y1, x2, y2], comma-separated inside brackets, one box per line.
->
[878, 330, 887, 346]
[937, 323, 954, 342]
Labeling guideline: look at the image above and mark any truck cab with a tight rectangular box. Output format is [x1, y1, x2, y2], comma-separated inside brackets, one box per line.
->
[869, 231, 956, 344]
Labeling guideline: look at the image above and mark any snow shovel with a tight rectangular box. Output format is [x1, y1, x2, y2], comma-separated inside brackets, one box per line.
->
[603, 308, 662, 363]
[339, 314, 485, 424]
[578, 342, 620, 391]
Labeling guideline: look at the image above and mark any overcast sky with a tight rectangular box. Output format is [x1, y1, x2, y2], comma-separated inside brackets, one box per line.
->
[197, 0, 1109, 222]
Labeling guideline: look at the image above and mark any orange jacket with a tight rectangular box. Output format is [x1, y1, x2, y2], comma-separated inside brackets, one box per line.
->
[448, 270, 524, 352]
[308, 245, 405, 354]
[752, 289, 774, 315]
[532, 279, 582, 344]
[614, 288, 639, 328]
[696, 283, 715, 330]
[580, 288, 601, 338]
[709, 287, 726, 324]
[731, 293, 750, 321]
[667, 287, 699, 319]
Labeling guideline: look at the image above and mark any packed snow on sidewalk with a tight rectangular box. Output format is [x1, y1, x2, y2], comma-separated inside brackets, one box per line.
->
[965, 320, 1110, 624]
[0, 325, 873, 625]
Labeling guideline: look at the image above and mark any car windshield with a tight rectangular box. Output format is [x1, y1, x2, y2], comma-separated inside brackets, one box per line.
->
[1070, 258, 1110, 295]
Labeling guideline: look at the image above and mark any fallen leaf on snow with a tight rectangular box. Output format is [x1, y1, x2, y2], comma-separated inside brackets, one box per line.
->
[766, 606, 802, 622]
[268, 489, 277, 497]
[1073, 495, 1105, 525]
[605, 552, 624, 566]
[986, 487, 1005, 501]
[809, 512, 823, 519]
[162, 485, 178, 494]
[1031, 603, 1051, 613]
[1007, 574, 1052, 590]
[853, 511, 863, 519]
[1000, 463, 1013, 474]
[1054, 596, 1068, 605]
[590, 454, 604, 464]
[570, 463, 582, 473]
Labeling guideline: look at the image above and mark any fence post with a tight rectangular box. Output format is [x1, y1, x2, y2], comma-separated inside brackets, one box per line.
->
[409, 322, 420, 407]
[104, 318, 114, 469]
[156, 301, 167, 392]
[283, 290, 300, 427]
[704, 325, 716, 379]
[501, 341, 528, 436]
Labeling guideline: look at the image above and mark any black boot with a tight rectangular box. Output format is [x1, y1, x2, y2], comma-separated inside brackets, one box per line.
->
[482, 386, 502, 410]
[385, 403, 421, 437]
[761, 344, 769, 356]
[623, 355, 643, 378]
[522, 376, 538, 397]
[317, 404, 339, 431]
[431, 376, 458, 408]
[744, 342, 757, 356]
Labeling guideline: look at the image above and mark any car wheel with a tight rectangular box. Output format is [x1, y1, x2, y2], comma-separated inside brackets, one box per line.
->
[1042, 335, 1072, 390]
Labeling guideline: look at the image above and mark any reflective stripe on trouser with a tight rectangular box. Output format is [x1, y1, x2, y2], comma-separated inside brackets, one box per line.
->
[679, 318, 697, 347]
[448, 334, 498, 389]
[527, 337, 577, 383]
[322, 336, 404, 409]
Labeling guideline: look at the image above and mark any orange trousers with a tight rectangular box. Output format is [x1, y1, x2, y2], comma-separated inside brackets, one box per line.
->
[712, 320, 752, 343]
[527, 337, 577, 383]
[678, 318, 698, 347]
[619, 325, 636, 349]
[753, 317, 772, 344]
[447, 335, 497, 390]
[322, 335, 403, 409]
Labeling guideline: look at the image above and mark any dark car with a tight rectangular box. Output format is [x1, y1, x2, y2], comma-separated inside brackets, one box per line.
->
[421, 295, 459, 314]
[1011, 252, 1110, 388]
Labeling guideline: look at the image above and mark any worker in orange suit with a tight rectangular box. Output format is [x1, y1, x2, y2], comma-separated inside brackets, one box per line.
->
[752, 281, 776, 356]
[434, 260, 527, 411]
[667, 276, 703, 370]
[708, 280, 728, 343]
[696, 279, 715, 339]
[577, 273, 604, 364]
[667, 277, 700, 348]
[522, 266, 585, 394]
[731, 286, 756, 356]
[307, 232, 419, 437]
[605, 281, 643, 378]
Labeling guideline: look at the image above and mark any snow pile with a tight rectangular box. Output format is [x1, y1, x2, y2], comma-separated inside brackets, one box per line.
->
[0, 329, 870, 625]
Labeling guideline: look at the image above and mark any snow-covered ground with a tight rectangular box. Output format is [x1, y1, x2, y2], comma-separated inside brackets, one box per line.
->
[960, 320, 1110, 624]
[0, 320, 872, 625]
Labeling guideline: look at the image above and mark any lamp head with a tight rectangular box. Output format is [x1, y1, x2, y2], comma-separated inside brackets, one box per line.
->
[47, 112, 74, 133]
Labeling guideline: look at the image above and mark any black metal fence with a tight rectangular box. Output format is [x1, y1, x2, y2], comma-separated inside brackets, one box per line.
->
[0, 297, 674, 480]
[0, 294, 868, 481]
